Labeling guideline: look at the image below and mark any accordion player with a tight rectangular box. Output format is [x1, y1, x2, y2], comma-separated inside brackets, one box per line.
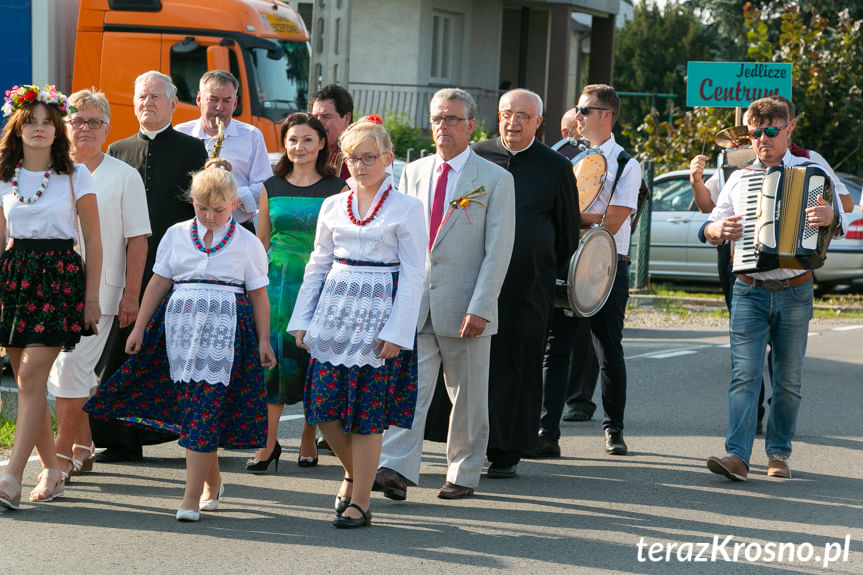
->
[731, 164, 839, 273]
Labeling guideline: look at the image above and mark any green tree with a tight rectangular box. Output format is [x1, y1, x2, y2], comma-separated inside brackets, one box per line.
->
[614, 0, 716, 137]
[744, 3, 863, 174]
[624, 3, 863, 176]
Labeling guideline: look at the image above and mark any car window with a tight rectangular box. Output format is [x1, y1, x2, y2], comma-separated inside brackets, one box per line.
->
[838, 174, 862, 205]
[652, 177, 694, 212]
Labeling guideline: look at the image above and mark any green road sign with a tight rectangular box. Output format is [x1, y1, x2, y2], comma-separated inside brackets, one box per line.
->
[687, 62, 792, 108]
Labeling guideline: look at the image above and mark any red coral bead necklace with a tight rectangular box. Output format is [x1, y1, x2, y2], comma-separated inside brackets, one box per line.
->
[346, 184, 391, 226]
[191, 217, 236, 254]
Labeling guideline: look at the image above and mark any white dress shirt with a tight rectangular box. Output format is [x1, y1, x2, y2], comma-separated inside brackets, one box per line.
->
[429, 146, 472, 209]
[585, 134, 642, 255]
[710, 150, 847, 280]
[175, 118, 273, 223]
[152, 218, 268, 290]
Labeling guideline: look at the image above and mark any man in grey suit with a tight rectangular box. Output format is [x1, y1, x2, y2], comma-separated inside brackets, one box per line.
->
[375, 88, 516, 500]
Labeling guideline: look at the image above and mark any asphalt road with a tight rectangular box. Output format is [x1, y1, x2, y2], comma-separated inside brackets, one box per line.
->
[1, 318, 861, 574]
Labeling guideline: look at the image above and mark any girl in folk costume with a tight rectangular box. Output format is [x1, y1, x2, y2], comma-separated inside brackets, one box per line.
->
[288, 120, 426, 528]
[0, 85, 102, 510]
[85, 158, 275, 521]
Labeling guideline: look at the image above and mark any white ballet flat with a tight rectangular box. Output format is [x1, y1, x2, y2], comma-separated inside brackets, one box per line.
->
[176, 507, 201, 522]
[199, 483, 224, 512]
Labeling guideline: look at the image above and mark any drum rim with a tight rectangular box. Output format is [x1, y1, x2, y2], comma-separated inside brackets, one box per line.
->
[567, 225, 617, 317]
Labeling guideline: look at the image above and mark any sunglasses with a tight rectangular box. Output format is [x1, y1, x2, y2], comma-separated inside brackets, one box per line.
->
[574, 105, 609, 116]
[748, 125, 786, 139]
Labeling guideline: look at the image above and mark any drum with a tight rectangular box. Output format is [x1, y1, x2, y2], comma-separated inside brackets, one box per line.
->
[554, 226, 617, 317]
[572, 147, 607, 212]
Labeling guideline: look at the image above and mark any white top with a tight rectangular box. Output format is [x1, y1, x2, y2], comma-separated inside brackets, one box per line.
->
[808, 149, 849, 197]
[1, 164, 95, 240]
[87, 155, 152, 315]
[585, 134, 642, 255]
[704, 172, 721, 204]
[175, 118, 273, 223]
[152, 218, 268, 290]
[287, 176, 427, 350]
[430, 146, 471, 208]
[710, 150, 847, 280]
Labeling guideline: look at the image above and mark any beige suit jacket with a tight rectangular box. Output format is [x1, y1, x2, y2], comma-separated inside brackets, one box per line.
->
[399, 150, 515, 337]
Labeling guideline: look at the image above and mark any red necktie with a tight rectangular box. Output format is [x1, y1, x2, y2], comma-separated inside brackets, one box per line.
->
[428, 162, 451, 249]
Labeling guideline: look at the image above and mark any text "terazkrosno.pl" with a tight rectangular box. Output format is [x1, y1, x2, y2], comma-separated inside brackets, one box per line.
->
[636, 535, 851, 568]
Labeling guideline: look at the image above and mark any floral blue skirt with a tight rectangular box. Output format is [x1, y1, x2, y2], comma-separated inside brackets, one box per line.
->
[304, 346, 418, 435]
[84, 290, 267, 452]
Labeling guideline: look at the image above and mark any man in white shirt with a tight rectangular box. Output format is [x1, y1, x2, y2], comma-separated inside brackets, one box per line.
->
[546, 84, 640, 457]
[176, 70, 272, 225]
[705, 97, 842, 482]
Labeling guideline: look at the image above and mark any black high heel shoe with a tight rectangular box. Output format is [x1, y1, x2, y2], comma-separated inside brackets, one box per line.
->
[245, 443, 282, 474]
[334, 477, 352, 514]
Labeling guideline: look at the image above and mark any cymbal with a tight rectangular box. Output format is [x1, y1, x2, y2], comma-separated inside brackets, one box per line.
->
[714, 126, 750, 148]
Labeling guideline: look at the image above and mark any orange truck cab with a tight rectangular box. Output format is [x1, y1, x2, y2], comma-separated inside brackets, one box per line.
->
[72, 0, 310, 151]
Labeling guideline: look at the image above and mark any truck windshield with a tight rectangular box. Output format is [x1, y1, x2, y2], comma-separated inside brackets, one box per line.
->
[247, 41, 309, 121]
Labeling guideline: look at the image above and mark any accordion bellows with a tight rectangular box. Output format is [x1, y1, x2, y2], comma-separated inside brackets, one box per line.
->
[732, 165, 838, 273]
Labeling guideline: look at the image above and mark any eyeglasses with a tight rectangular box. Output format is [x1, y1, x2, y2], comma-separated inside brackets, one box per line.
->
[430, 115, 467, 126]
[66, 118, 107, 130]
[498, 110, 534, 123]
[574, 106, 609, 116]
[748, 125, 786, 139]
[344, 153, 380, 166]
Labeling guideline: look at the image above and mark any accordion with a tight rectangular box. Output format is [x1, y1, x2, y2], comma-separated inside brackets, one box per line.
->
[732, 164, 837, 274]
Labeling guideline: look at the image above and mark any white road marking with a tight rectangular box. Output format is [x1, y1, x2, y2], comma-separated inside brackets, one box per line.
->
[832, 325, 863, 331]
[645, 350, 699, 359]
[279, 414, 304, 422]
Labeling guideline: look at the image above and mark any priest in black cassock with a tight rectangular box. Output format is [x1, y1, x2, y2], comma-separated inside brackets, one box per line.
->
[473, 89, 580, 478]
[91, 71, 208, 463]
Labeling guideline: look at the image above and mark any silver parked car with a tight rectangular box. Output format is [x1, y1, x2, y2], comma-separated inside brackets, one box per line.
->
[648, 169, 863, 291]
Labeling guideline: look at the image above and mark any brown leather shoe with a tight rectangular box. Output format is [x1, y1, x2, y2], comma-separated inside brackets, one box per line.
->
[437, 481, 475, 499]
[373, 467, 407, 501]
[706, 454, 748, 481]
[767, 455, 791, 478]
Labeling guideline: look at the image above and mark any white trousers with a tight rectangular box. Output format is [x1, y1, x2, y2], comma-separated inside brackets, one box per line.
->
[47, 314, 116, 398]
[379, 327, 491, 488]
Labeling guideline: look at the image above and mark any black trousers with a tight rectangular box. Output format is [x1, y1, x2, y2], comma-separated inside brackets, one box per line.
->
[90, 318, 177, 450]
[555, 260, 630, 430]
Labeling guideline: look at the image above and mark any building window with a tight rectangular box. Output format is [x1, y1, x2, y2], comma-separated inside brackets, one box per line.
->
[430, 11, 454, 83]
[317, 17, 325, 54]
[334, 63, 339, 83]
[334, 18, 341, 55]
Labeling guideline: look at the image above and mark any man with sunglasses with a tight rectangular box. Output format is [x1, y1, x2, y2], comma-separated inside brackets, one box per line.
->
[704, 97, 844, 482]
[541, 84, 642, 458]
[375, 88, 515, 500]
[472, 89, 580, 478]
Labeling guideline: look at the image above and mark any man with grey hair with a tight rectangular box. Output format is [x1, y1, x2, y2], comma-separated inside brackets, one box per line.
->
[473, 88, 580, 478]
[176, 70, 271, 225]
[91, 70, 207, 463]
[374, 88, 516, 500]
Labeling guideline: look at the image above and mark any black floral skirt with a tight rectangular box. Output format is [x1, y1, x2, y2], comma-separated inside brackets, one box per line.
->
[0, 239, 86, 351]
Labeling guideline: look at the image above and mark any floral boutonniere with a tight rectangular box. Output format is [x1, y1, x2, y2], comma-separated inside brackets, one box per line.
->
[442, 186, 487, 226]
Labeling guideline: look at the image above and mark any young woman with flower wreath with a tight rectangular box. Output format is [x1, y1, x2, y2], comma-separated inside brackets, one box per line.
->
[287, 119, 426, 528]
[85, 158, 275, 521]
[0, 84, 103, 510]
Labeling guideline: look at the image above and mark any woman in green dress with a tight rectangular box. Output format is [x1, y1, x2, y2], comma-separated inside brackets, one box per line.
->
[247, 113, 346, 472]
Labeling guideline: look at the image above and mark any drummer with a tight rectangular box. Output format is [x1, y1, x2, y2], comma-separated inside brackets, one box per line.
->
[536, 84, 641, 458]
[550, 108, 583, 160]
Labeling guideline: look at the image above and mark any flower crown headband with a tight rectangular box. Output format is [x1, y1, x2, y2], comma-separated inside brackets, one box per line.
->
[2, 84, 76, 118]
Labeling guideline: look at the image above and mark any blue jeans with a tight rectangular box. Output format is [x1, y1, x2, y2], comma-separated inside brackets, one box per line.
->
[725, 277, 812, 467]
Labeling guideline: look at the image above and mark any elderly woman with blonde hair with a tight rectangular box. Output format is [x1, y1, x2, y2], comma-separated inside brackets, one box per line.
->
[288, 119, 426, 528]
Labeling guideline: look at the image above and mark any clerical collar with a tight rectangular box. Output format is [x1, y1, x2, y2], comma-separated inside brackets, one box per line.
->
[140, 123, 171, 139]
[502, 137, 535, 156]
